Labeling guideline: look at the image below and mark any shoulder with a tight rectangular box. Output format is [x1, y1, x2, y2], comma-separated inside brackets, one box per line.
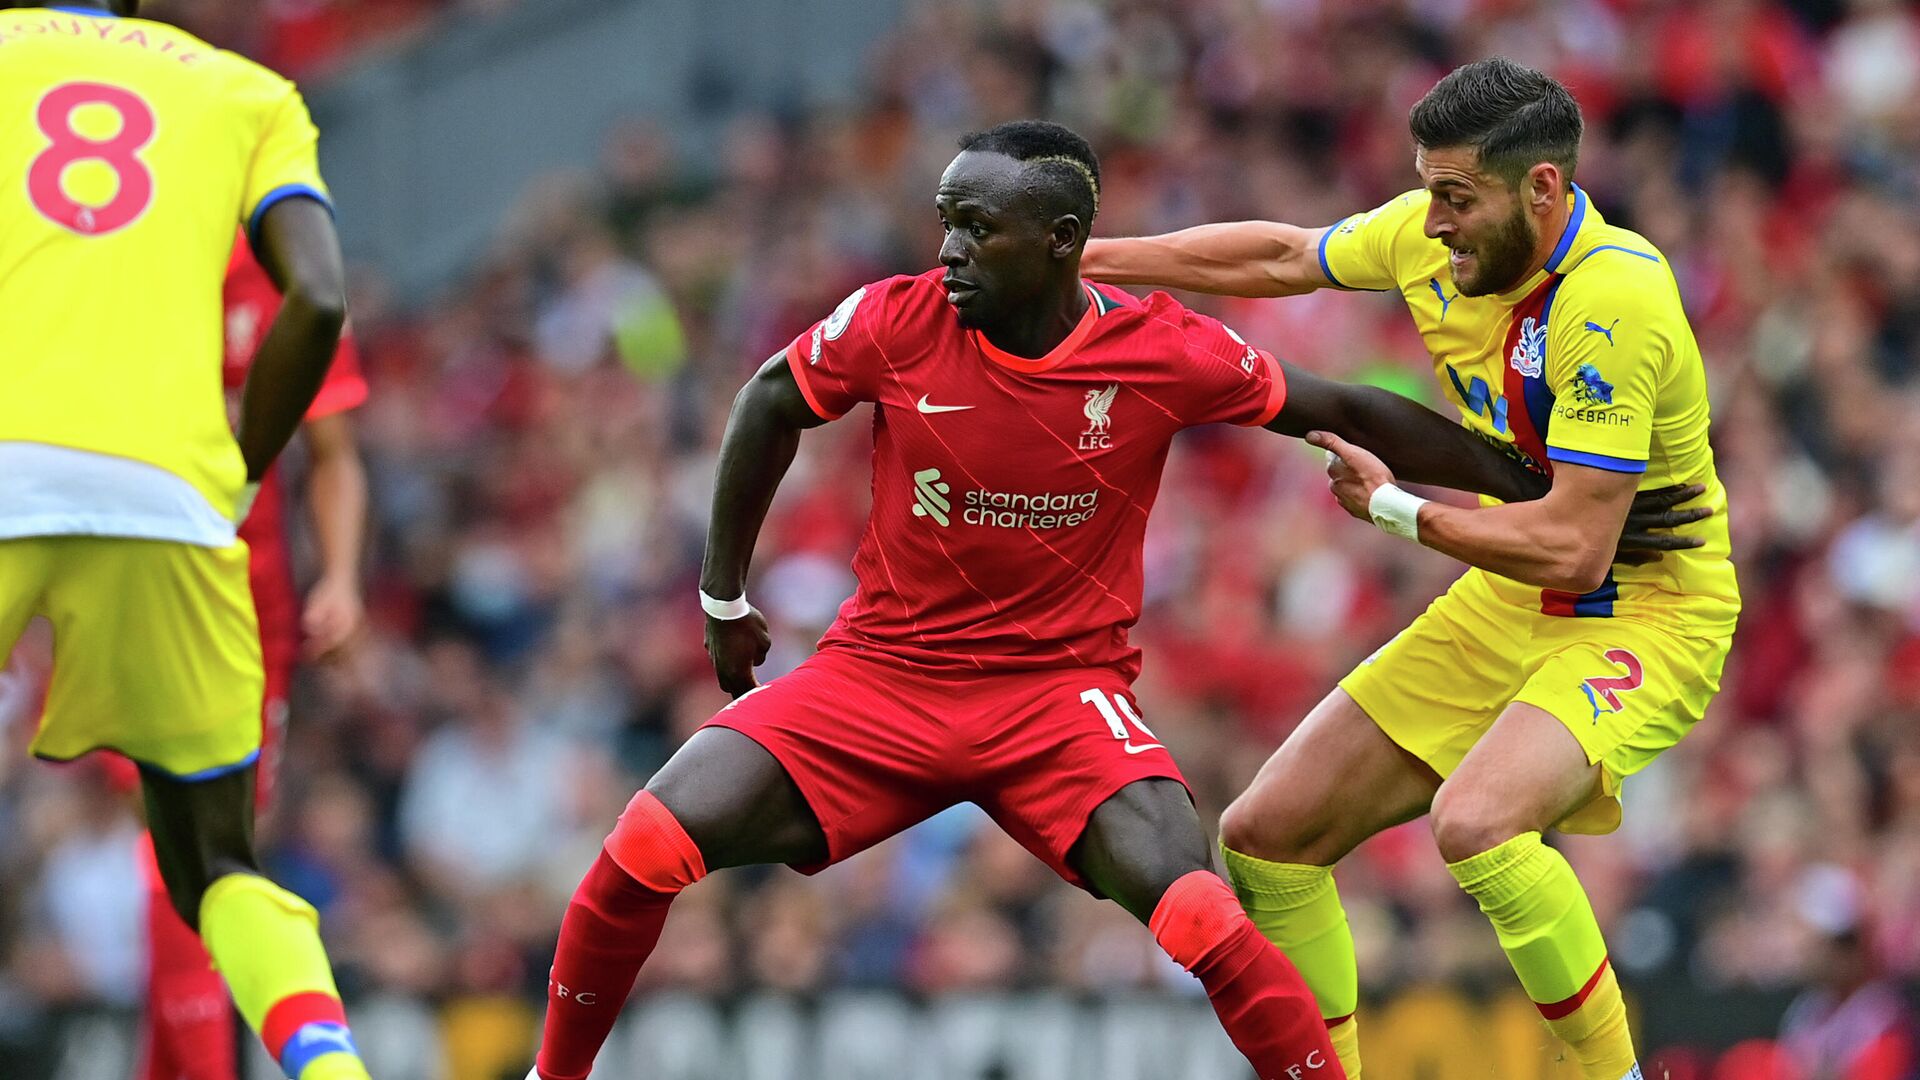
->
[1342, 189, 1427, 228]
[1553, 230, 1683, 327]
[1129, 290, 1260, 364]
[203, 46, 306, 110]
[839, 271, 946, 330]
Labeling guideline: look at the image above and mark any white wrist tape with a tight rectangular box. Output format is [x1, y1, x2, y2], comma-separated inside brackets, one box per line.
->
[1367, 483, 1428, 542]
[700, 589, 752, 620]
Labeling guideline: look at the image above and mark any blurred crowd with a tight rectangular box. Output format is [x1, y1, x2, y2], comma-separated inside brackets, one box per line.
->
[7, 0, 1920, 1075]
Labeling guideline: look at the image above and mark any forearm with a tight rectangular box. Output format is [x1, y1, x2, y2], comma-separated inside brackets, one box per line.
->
[1337, 387, 1548, 503]
[237, 292, 345, 480]
[700, 385, 805, 599]
[305, 437, 367, 585]
[1084, 223, 1321, 297]
[1414, 499, 1611, 593]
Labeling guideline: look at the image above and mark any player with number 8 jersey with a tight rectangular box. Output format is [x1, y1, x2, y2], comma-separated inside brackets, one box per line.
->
[0, 5, 371, 1080]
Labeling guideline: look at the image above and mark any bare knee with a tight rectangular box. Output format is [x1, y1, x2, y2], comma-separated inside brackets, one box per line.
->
[1429, 778, 1533, 864]
[1218, 785, 1342, 866]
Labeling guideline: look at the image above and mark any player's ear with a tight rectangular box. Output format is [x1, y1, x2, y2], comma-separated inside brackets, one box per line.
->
[1049, 214, 1084, 259]
[1525, 162, 1560, 214]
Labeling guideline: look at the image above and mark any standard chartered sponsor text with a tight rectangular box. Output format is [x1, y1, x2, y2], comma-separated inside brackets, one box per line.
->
[912, 468, 1100, 528]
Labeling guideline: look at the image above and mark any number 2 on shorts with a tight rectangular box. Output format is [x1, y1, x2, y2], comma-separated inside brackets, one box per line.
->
[1080, 688, 1163, 751]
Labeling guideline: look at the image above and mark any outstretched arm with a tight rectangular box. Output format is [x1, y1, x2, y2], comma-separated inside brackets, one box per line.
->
[1268, 362, 1549, 504]
[701, 354, 827, 695]
[1082, 222, 1335, 297]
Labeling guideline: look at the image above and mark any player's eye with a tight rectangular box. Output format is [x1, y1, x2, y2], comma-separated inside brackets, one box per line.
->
[969, 223, 988, 239]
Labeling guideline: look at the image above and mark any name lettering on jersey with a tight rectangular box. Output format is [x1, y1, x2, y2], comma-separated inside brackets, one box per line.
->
[1446, 363, 1509, 435]
[909, 468, 1101, 530]
[1508, 316, 1546, 378]
[0, 16, 202, 63]
[1079, 384, 1118, 450]
[1552, 403, 1630, 427]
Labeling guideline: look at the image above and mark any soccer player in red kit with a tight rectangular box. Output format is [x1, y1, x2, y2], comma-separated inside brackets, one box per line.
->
[529, 120, 1605, 1080]
[134, 235, 369, 1080]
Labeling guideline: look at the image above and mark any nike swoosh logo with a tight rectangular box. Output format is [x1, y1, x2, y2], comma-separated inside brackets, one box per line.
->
[916, 395, 975, 414]
[1123, 742, 1165, 755]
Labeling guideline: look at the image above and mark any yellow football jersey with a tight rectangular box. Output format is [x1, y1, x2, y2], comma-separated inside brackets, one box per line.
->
[1320, 186, 1738, 630]
[0, 5, 329, 527]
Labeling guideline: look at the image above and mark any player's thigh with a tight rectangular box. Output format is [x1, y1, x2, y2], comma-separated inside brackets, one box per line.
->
[1219, 686, 1441, 866]
[1501, 617, 1731, 836]
[35, 537, 262, 777]
[1429, 701, 1604, 862]
[646, 727, 831, 871]
[1333, 570, 1530, 787]
[970, 670, 1191, 895]
[1070, 777, 1214, 923]
[683, 649, 960, 872]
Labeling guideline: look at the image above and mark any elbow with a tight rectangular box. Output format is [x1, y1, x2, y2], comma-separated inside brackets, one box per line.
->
[1545, 544, 1614, 595]
[284, 282, 348, 337]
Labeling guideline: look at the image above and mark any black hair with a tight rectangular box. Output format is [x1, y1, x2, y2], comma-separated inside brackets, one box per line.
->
[957, 120, 1101, 224]
[1408, 58, 1583, 186]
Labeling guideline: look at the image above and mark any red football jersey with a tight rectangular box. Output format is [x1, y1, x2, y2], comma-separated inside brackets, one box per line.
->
[786, 269, 1285, 680]
[223, 236, 368, 668]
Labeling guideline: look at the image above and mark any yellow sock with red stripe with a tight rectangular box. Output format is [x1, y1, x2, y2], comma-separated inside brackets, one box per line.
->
[1221, 846, 1363, 1079]
[198, 873, 369, 1080]
[1447, 832, 1635, 1079]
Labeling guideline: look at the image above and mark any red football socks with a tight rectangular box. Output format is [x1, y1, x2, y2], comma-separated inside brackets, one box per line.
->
[536, 793, 706, 1080]
[138, 834, 236, 1080]
[1151, 870, 1344, 1080]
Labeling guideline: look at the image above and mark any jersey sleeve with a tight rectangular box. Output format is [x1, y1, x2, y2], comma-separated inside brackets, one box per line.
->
[1170, 307, 1288, 428]
[783, 281, 897, 421]
[1542, 267, 1671, 473]
[1315, 191, 1425, 292]
[241, 77, 332, 250]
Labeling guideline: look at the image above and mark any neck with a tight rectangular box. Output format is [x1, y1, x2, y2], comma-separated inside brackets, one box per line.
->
[1522, 186, 1576, 280]
[977, 273, 1089, 359]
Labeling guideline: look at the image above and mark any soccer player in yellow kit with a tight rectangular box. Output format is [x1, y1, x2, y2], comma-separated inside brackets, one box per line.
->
[1084, 58, 1737, 1079]
[0, 4, 370, 1078]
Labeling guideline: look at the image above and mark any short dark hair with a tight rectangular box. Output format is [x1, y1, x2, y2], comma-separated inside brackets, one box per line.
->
[1408, 58, 1583, 186]
[957, 120, 1101, 224]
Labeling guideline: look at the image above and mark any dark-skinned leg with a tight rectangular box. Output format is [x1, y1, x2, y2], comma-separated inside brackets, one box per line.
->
[142, 766, 259, 929]
[143, 764, 368, 1080]
[535, 728, 827, 1080]
[1071, 780, 1343, 1079]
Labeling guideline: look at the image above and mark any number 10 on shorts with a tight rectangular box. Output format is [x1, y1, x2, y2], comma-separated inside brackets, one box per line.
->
[1081, 688, 1164, 753]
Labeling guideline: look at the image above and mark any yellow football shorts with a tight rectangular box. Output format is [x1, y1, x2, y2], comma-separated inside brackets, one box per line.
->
[1340, 568, 1732, 834]
[0, 535, 263, 779]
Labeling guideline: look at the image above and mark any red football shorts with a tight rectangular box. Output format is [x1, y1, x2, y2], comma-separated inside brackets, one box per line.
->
[702, 645, 1187, 889]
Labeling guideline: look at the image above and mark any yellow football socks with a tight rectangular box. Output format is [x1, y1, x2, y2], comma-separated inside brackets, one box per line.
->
[198, 873, 370, 1080]
[1222, 846, 1363, 1079]
[1447, 832, 1635, 1079]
